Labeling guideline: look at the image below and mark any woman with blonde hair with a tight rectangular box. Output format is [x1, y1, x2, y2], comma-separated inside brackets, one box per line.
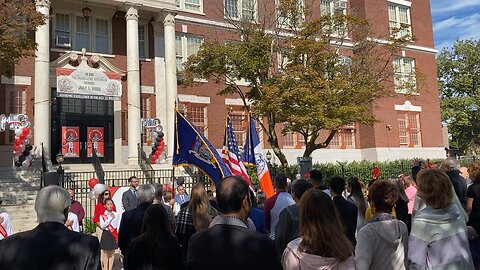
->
[282, 189, 355, 270]
[175, 184, 218, 259]
[409, 169, 474, 269]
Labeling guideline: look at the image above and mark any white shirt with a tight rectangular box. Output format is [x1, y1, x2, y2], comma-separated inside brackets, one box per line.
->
[67, 212, 80, 232]
[99, 210, 119, 230]
[0, 212, 12, 239]
[165, 202, 181, 216]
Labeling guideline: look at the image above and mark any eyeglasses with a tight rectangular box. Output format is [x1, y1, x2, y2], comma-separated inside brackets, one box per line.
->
[103, 193, 110, 195]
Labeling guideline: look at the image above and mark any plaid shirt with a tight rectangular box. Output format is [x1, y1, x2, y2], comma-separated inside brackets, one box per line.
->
[175, 208, 194, 235]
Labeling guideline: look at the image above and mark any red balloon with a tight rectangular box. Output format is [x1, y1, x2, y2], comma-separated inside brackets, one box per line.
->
[151, 155, 158, 162]
[13, 145, 20, 152]
[19, 134, 26, 140]
[88, 178, 100, 189]
[160, 140, 165, 146]
[23, 128, 30, 135]
[14, 140, 21, 146]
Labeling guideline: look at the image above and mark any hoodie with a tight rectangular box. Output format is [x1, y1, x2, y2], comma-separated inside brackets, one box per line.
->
[355, 216, 408, 270]
[282, 238, 355, 270]
[409, 204, 474, 270]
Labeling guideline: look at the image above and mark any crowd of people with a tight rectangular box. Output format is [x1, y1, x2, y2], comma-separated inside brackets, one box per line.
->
[0, 158, 479, 270]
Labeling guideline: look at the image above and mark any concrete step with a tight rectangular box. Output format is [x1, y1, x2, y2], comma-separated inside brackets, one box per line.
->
[3, 203, 38, 234]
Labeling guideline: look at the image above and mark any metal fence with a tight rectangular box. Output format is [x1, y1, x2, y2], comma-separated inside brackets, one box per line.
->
[61, 169, 210, 221]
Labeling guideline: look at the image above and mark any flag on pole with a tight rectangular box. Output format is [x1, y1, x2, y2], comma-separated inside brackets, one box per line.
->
[173, 110, 232, 185]
[244, 114, 275, 198]
[221, 116, 253, 187]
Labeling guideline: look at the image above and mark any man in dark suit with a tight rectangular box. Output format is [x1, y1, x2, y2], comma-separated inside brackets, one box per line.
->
[0, 186, 100, 270]
[330, 176, 358, 245]
[122, 176, 139, 211]
[187, 176, 282, 270]
[118, 183, 155, 258]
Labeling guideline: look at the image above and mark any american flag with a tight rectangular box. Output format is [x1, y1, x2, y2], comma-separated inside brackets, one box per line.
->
[222, 116, 252, 185]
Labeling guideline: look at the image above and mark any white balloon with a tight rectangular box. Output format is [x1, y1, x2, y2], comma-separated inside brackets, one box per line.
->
[93, 183, 108, 195]
[152, 132, 158, 139]
[26, 155, 33, 162]
[24, 139, 30, 145]
[22, 160, 30, 167]
[87, 190, 97, 200]
[19, 144, 25, 152]
[14, 128, 23, 136]
[27, 134, 32, 140]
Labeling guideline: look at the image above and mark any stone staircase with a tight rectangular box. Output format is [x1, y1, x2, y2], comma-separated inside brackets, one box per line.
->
[0, 167, 42, 233]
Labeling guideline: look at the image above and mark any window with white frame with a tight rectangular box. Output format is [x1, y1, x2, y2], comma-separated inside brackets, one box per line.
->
[138, 25, 147, 58]
[388, 3, 411, 39]
[393, 57, 416, 93]
[54, 13, 111, 54]
[328, 129, 355, 149]
[175, 33, 203, 71]
[398, 112, 421, 147]
[276, 0, 305, 29]
[176, 0, 203, 13]
[320, 0, 348, 37]
[230, 109, 247, 147]
[225, 0, 257, 21]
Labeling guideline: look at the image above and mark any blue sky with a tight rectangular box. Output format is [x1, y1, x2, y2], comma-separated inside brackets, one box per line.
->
[431, 0, 480, 51]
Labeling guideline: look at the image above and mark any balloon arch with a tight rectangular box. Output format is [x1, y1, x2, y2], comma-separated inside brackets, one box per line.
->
[0, 114, 34, 167]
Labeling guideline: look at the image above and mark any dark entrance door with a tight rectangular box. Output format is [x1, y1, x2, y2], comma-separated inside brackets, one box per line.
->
[51, 92, 114, 164]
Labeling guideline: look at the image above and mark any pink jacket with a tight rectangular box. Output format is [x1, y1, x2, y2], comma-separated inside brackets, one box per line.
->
[282, 238, 355, 270]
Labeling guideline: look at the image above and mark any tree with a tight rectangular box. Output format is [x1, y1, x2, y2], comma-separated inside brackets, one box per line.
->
[437, 39, 480, 155]
[182, 0, 413, 167]
[0, 0, 46, 77]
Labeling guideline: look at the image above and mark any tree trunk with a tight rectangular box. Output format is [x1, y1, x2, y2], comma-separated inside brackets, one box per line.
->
[265, 114, 289, 168]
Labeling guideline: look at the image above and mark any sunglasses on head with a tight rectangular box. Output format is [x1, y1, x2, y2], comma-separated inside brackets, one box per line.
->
[103, 192, 110, 195]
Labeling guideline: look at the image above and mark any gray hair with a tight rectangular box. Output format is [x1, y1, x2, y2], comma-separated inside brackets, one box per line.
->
[442, 158, 460, 171]
[137, 184, 155, 204]
[35, 186, 70, 224]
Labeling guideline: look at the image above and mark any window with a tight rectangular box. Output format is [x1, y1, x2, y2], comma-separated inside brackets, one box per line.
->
[320, 0, 348, 37]
[329, 128, 355, 149]
[95, 19, 109, 54]
[393, 57, 416, 93]
[283, 132, 296, 148]
[55, 14, 70, 47]
[138, 25, 147, 58]
[175, 34, 203, 71]
[183, 103, 208, 136]
[61, 98, 82, 113]
[388, 4, 411, 39]
[398, 112, 421, 147]
[276, 0, 305, 29]
[176, 0, 203, 13]
[75, 16, 90, 51]
[225, 0, 257, 21]
[54, 13, 111, 54]
[230, 110, 247, 147]
[141, 95, 152, 145]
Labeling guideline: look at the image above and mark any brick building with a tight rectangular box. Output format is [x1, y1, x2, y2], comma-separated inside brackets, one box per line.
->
[0, 0, 445, 167]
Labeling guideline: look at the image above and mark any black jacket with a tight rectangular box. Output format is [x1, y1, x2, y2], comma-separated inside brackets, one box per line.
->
[333, 196, 358, 246]
[187, 223, 282, 270]
[0, 222, 100, 270]
[118, 202, 150, 256]
[447, 170, 468, 210]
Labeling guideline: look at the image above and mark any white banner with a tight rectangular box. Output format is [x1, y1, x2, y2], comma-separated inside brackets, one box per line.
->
[56, 61, 122, 100]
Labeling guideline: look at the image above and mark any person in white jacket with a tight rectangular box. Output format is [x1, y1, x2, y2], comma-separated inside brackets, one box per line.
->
[355, 180, 408, 270]
[282, 189, 355, 270]
[0, 199, 12, 240]
[99, 198, 119, 270]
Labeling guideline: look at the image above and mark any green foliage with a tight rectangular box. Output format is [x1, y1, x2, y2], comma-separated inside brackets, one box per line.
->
[182, 4, 413, 167]
[0, 0, 46, 77]
[83, 218, 96, 234]
[246, 164, 259, 186]
[437, 39, 480, 155]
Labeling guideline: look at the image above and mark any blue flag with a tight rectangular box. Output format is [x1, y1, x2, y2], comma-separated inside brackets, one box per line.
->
[173, 111, 232, 184]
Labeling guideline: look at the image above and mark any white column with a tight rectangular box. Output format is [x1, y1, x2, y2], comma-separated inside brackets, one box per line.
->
[114, 100, 122, 164]
[126, 3, 141, 165]
[152, 22, 167, 138]
[164, 13, 177, 159]
[34, 0, 51, 159]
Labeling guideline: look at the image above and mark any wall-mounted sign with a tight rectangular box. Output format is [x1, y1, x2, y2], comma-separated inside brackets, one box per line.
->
[56, 60, 122, 100]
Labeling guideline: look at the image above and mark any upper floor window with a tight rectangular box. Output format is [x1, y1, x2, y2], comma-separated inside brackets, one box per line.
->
[329, 127, 355, 149]
[276, 0, 305, 29]
[388, 3, 411, 39]
[176, 0, 203, 13]
[138, 24, 148, 58]
[176, 33, 203, 71]
[183, 103, 208, 136]
[230, 110, 247, 147]
[398, 112, 421, 147]
[393, 57, 416, 93]
[320, 0, 348, 37]
[225, 0, 257, 21]
[54, 13, 111, 54]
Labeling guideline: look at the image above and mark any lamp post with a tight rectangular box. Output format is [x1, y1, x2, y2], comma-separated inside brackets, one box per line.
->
[56, 152, 65, 184]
